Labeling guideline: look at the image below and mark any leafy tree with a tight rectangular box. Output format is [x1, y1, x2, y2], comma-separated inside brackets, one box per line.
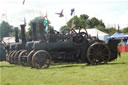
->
[122, 27, 128, 33]
[96, 25, 106, 32]
[88, 17, 101, 28]
[60, 25, 70, 31]
[80, 14, 89, 20]
[105, 27, 117, 35]
[98, 20, 105, 28]
[67, 16, 80, 28]
[66, 14, 89, 29]
[62, 14, 105, 31]
[79, 14, 89, 28]
[0, 21, 14, 38]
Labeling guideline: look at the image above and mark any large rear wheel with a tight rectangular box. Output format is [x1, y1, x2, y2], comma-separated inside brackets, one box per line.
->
[87, 42, 110, 65]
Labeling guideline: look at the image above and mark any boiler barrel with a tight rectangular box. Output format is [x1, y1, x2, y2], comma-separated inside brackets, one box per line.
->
[33, 41, 76, 52]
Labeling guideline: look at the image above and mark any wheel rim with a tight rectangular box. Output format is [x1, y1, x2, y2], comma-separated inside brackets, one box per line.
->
[32, 50, 51, 69]
[7, 51, 14, 63]
[14, 50, 22, 64]
[87, 42, 110, 65]
[10, 51, 17, 64]
[18, 50, 27, 65]
[27, 50, 35, 67]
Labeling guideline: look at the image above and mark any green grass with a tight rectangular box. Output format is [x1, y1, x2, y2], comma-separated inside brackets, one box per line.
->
[0, 53, 128, 85]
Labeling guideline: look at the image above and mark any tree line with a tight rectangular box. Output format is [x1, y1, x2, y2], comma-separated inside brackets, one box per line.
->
[60, 14, 128, 35]
[0, 14, 128, 39]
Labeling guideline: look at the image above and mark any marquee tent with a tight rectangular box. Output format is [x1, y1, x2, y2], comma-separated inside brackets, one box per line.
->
[2, 37, 21, 44]
[75, 28, 109, 41]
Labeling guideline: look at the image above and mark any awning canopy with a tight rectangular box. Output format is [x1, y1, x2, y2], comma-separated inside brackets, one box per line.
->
[107, 32, 128, 40]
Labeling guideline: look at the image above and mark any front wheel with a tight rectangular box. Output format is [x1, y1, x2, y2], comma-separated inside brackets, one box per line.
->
[32, 50, 51, 69]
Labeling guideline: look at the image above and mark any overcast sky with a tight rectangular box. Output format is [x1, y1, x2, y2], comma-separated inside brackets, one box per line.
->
[0, 0, 128, 31]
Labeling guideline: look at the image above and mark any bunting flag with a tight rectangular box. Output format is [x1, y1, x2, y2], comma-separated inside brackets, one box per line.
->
[23, 0, 25, 5]
[70, 8, 75, 16]
[55, 9, 64, 17]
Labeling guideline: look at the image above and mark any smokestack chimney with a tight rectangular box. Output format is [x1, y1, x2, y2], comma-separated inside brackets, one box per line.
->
[14, 27, 19, 42]
[32, 22, 37, 41]
[20, 24, 26, 44]
[39, 22, 46, 42]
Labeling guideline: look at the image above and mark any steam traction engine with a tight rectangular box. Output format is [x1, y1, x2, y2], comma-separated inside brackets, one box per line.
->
[26, 26, 119, 69]
[6, 24, 120, 69]
[6, 25, 27, 64]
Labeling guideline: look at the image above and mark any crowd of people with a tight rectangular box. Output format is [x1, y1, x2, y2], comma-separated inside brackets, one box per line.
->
[118, 39, 128, 46]
[118, 39, 128, 52]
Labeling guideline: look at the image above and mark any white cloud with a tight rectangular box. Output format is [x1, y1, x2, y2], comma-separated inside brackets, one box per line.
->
[0, 0, 128, 31]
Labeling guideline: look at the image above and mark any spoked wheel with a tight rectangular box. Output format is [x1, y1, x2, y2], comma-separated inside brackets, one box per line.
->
[32, 50, 51, 69]
[10, 51, 17, 64]
[14, 50, 22, 64]
[18, 50, 28, 66]
[71, 26, 89, 46]
[27, 50, 35, 67]
[7, 51, 14, 63]
[87, 42, 111, 65]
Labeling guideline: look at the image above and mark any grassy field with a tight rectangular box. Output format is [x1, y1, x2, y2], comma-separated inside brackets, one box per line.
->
[0, 53, 128, 85]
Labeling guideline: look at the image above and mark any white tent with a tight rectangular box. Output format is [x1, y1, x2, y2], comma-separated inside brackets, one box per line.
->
[3, 37, 21, 44]
[75, 28, 109, 41]
[3, 37, 16, 44]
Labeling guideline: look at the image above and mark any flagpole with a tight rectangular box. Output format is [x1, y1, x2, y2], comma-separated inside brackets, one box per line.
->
[71, 8, 75, 29]
[118, 24, 120, 32]
[64, 12, 67, 24]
